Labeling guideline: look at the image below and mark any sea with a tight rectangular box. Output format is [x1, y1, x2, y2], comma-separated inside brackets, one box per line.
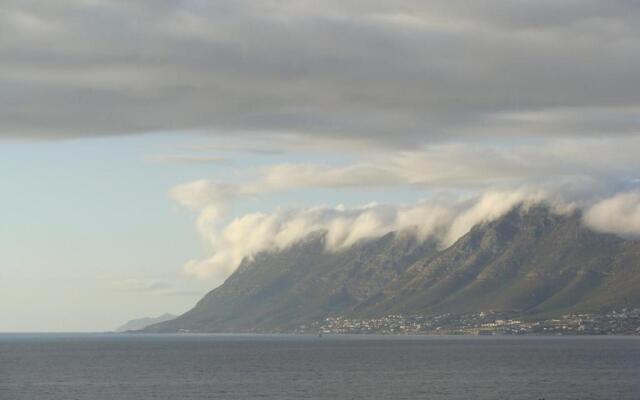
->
[0, 334, 638, 400]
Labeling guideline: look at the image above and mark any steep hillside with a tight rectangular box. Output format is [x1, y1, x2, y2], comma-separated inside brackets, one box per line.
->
[361, 205, 640, 318]
[145, 231, 438, 332]
[145, 205, 640, 333]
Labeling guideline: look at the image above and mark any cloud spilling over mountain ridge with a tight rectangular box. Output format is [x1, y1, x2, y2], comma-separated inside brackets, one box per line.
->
[169, 137, 640, 283]
[172, 176, 640, 283]
[143, 204, 640, 333]
[173, 186, 571, 281]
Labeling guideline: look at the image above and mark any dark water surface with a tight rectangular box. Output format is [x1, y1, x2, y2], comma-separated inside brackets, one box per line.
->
[1, 334, 638, 400]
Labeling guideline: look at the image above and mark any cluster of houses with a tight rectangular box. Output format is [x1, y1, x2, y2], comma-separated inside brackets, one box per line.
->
[297, 308, 640, 336]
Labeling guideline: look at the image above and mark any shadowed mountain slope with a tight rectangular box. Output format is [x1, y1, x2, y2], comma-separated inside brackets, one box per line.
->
[359, 206, 640, 318]
[145, 205, 640, 333]
[146, 231, 438, 332]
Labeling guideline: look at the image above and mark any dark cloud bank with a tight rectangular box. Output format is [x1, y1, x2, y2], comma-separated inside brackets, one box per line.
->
[1, 0, 639, 144]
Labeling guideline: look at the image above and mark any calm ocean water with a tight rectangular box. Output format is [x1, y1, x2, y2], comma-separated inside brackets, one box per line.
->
[0, 334, 638, 400]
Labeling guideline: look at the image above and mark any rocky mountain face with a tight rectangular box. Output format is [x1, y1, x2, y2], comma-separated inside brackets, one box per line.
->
[144, 205, 640, 333]
[358, 206, 640, 318]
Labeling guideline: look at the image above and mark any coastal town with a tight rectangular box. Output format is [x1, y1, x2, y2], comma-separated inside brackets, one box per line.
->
[296, 308, 640, 336]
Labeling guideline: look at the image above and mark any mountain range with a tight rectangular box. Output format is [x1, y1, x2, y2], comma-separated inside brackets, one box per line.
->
[144, 204, 640, 333]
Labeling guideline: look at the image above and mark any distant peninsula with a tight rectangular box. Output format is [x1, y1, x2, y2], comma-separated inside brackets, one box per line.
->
[116, 313, 176, 332]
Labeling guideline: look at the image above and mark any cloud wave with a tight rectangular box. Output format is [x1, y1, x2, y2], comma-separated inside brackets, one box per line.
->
[169, 135, 640, 283]
[585, 192, 640, 237]
[179, 189, 558, 281]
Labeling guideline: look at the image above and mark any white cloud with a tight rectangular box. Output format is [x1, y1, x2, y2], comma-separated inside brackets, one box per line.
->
[169, 180, 244, 244]
[169, 180, 239, 211]
[584, 192, 640, 237]
[179, 190, 570, 281]
[249, 163, 404, 192]
[443, 190, 544, 246]
[225, 137, 640, 194]
[168, 134, 640, 282]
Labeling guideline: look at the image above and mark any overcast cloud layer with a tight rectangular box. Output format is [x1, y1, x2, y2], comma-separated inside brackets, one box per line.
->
[2, 0, 639, 143]
[5, 1, 640, 285]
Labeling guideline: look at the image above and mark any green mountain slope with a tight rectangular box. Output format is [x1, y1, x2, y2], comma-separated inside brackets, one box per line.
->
[145, 231, 438, 332]
[363, 205, 640, 318]
[145, 204, 640, 333]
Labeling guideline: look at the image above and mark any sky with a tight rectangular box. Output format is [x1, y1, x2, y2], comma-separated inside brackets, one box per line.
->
[1, 0, 640, 332]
